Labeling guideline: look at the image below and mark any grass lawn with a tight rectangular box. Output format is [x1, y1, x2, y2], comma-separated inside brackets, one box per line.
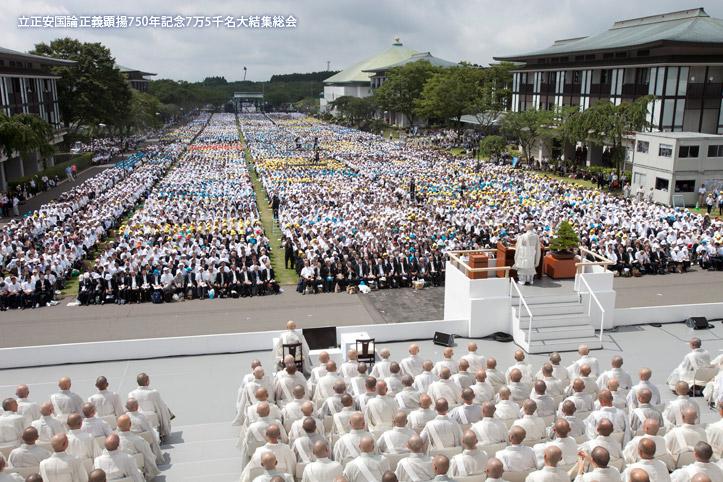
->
[238, 125, 299, 286]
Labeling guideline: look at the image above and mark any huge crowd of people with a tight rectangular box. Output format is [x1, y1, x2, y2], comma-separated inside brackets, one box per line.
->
[76, 113, 277, 306]
[0, 372, 173, 482]
[238, 113, 723, 296]
[0, 117, 206, 310]
[232, 325, 723, 482]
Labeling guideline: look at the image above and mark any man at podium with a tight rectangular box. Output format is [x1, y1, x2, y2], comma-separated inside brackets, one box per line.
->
[273, 320, 311, 375]
[513, 223, 541, 285]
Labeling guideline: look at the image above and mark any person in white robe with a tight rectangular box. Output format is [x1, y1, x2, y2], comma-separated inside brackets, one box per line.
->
[669, 441, 722, 482]
[330, 395, 358, 436]
[664, 407, 707, 457]
[236, 367, 275, 425]
[364, 381, 397, 432]
[512, 399, 547, 443]
[39, 434, 89, 482]
[0, 399, 27, 446]
[432, 348, 458, 377]
[340, 350, 360, 381]
[664, 382, 701, 426]
[343, 435, 390, 482]
[419, 399, 463, 454]
[14, 385, 41, 425]
[80, 403, 112, 438]
[504, 369, 529, 401]
[31, 402, 67, 443]
[247, 452, 294, 482]
[394, 434, 434, 482]
[460, 342, 486, 374]
[400, 344, 424, 378]
[408, 395, 436, 432]
[535, 365, 564, 397]
[534, 419, 577, 468]
[88, 377, 124, 418]
[627, 368, 661, 409]
[116, 414, 161, 480]
[333, 413, 374, 461]
[8, 427, 50, 468]
[506, 351, 534, 383]
[370, 348, 393, 380]
[567, 345, 601, 379]
[313, 362, 341, 404]
[385, 362, 404, 396]
[127, 373, 174, 440]
[449, 388, 483, 425]
[395, 376, 421, 410]
[427, 368, 462, 406]
[623, 419, 671, 471]
[273, 321, 311, 375]
[301, 440, 343, 482]
[470, 402, 507, 445]
[319, 381, 346, 419]
[495, 426, 537, 472]
[525, 446, 569, 482]
[667, 338, 710, 387]
[0, 454, 23, 482]
[244, 389, 283, 429]
[125, 398, 164, 466]
[584, 390, 630, 444]
[412, 361, 438, 394]
[292, 418, 328, 464]
[92, 434, 143, 482]
[451, 360, 475, 390]
[50, 377, 84, 420]
[240, 426, 296, 482]
[549, 401, 586, 440]
[597, 356, 633, 392]
[628, 389, 664, 433]
[494, 388, 521, 421]
[581, 419, 623, 462]
[620, 438, 671, 482]
[704, 403, 723, 459]
[570, 446, 621, 482]
[470, 370, 495, 404]
[484, 359, 506, 390]
[448, 430, 489, 478]
[65, 414, 101, 461]
[512, 223, 540, 285]
[530, 380, 556, 417]
[377, 412, 415, 455]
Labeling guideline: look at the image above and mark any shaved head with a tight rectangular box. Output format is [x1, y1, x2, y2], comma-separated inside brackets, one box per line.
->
[630, 468, 650, 482]
[486, 458, 504, 478]
[407, 434, 424, 453]
[359, 435, 375, 453]
[433, 454, 450, 475]
[462, 430, 477, 449]
[544, 446, 562, 467]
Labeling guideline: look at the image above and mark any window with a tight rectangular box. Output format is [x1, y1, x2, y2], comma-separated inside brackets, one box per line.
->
[636, 140, 649, 153]
[573, 71, 581, 84]
[659, 144, 673, 157]
[636, 68, 649, 85]
[655, 178, 670, 191]
[707, 145, 723, 157]
[601, 70, 611, 84]
[678, 145, 699, 158]
[637, 49, 650, 57]
[675, 180, 696, 192]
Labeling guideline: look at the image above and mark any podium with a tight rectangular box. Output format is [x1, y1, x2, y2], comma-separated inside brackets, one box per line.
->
[468, 253, 489, 279]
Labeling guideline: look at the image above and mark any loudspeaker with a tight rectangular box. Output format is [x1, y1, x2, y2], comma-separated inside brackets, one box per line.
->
[686, 317, 709, 330]
[433, 331, 454, 347]
[302, 327, 338, 350]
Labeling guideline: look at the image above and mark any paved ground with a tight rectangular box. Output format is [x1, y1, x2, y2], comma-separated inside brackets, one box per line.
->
[358, 286, 445, 323]
[613, 265, 722, 308]
[1, 324, 722, 481]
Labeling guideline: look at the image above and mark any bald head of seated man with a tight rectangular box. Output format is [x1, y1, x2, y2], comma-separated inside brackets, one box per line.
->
[693, 441, 713, 464]
[434, 398, 449, 415]
[117, 414, 131, 432]
[486, 358, 497, 370]
[419, 394, 433, 410]
[407, 434, 424, 454]
[422, 360, 434, 373]
[642, 418, 660, 436]
[439, 367, 452, 380]
[349, 412, 366, 431]
[637, 388, 652, 405]
[486, 457, 504, 479]
[509, 369, 522, 383]
[572, 379, 585, 393]
[675, 381, 691, 397]
[302, 417, 316, 435]
[50, 433, 69, 453]
[21, 427, 41, 445]
[553, 418, 570, 439]
[590, 446, 610, 469]
[341, 393, 354, 408]
[534, 380, 547, 395]
[67, 413, 83, 430]
[522, 399, 537, 416]
[266, 424, 282, 444]
[88, 469, 107, 482]
[509, 426, 527, 445]
[381, 470, 397, 482]
[596, 418, 614, 437]
[26, 474, 44, 482]
[629, 467, 650, 482]
[462, 430, 477, 450]
[333, 380, 346, 395]
[482, 401, 496, 418]
[39, 401, 54, 417]
[691, 474, 712, 482]
[357, 362, 367, 376]
[104, 434, 120, 452]
[598, 390, 613, 407]
[497, 387, 512, 401]
[358, 435, 375, 454]
[433, 454, 450, 475]
[393, 411, 408, 429]
[261, 451, 279, 471]
[312, 440, 330, 459]
[543, 446, 562, 467]
[257, 402, 271, 418]
[682, 406, 698, 425]
[561, 400, 577, 417]
[638, 437, 656, 460]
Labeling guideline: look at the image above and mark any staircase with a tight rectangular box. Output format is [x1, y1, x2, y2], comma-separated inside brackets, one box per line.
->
[511, 292, 603, 353]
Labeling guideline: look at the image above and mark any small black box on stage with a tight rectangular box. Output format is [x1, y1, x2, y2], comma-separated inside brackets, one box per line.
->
[302, 327, 338, 350]
[686, 317, 709, 330]
[433, 331, 454, 347]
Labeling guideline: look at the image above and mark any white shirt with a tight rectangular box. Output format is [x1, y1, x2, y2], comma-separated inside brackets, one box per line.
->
[8, 443, 51, 468]
[88, 390, 125, 418]
[670, 460, 723, 482]
[400, 355, 424, 377]
[525, 466, 570, 482]
[568, 355, 601, 378]
[534, 437, 578, 467]
[377, 426, 415, 454]
[420, 415, 463, 453]
[0, 412, 26, 445]
[449, 447, 488, 477]
[495, 444, 538, 472]
[449, 403, 483, 425]
[343, 452, 390, 482]
[40, 451, 89, 482]
[333, 428, 374, 461]
[31, 415, 68, 442]
[512, 414, 547, 442]
[621, 458, 671, 482]
[364, 395, 397, 432]
[506, 362, 534, 383]
[597, 368, 633, 391]
[301, 457, 343, 482]
[66, 429, 101, 460]
[93, 449, 144, 482]
[80, 416, 112, 438]
[412, 370, 438, 394]
[427, 379, 462, 405]
[573, 466, 621, 482]
[664, 424, 707, 456]
[395, 452, 434, 482]
[408, 408, 436, 431]
[127, 385, 173, 438]
[461, 352, 486, 373]
[471, 417, 508, 444]
[50, 390, 84, 416]
[627, 380, 661, 409]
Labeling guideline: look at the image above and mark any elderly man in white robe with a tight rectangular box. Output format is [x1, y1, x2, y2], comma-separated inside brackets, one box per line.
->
[0, 399, 27, 447]
[705, 403, 723, 459]
[333, 412, 374, 461]
[50, 377, 84, 421]
[623, 418, 671, 470]
[567, 345, 601, 379]
[14, 385, 41, 425]
[395, 434, 434, 482]
[627, 368, 661, 409]
[243, 388, 283, 429]
[88, 377, 125, 418]
[396, 375, 421, 411]
[80, 403, 112, 438]
[39, 434, 88, 482]
[240, 425, 296, 482]
[125, 398, 164, 466]
[585, 390, 630, 444]
[8, 427, 50, 468]
[313, 361, 342, 405]
[512, 399, 547, 443]
[525, 446, 569, 482]
[450, 388, 483, 425]
[621, 437, 671, 482]
[128, 372, 174, 440]
[420, 398, 463, 455]
[116, 414, 160, 480]
[364, 381, 397, 432]
[495, 426, 538, 473]
[449, 430, 489, 478]
[664, 407, 707, 458]
[534, 419, 577, 468]
[31, 402, 67, 443]
[670, 441, 722, 482]
[292, 418, 329, 464]
[664, 381, 700, 426]
[582, 419, 624, 462]
[471, 402, 507, 445]
[319, 380, 346, 419]
[427, 367, 462, 406]
[65, 414, 101, 462]
[667, 338, 710, 387]
[235, 367, 275, 425]
[461, 342, 486, 373]
[628, 389, 664, 433]
[343, 435, 390, 482]
[400, 344, 424, 377]
[597, 356, 633, 392]
[512, 223, 541, 285]
[273, 320, 311, 375]
[238, 403, 287, 463]
[330, 394, 357, 436]
[377, 412, 415, 455]
[93, 434, 144, 482]
[250, 452, 294, 482]
[301, 440, 343, 482]
[570, 446, 621, 482]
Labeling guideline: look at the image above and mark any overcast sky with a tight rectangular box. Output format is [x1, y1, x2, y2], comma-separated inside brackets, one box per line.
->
[4, 1, 723, 82]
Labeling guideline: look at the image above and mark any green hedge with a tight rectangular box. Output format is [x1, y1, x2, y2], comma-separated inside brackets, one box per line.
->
[8, 152, 93, 189]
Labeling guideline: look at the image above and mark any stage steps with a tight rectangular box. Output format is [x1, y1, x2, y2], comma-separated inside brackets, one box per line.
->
[510, 293, 602, 354]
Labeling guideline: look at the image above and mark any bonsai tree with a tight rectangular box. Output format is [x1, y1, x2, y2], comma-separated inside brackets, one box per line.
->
[548, 221, 580, 256]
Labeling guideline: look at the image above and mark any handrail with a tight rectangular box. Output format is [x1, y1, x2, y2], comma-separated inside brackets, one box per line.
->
[510, 280, 534, 346]
[447, 250, 510, 278]
[578, 274, 606, 342]
[575, 247, 615, 275]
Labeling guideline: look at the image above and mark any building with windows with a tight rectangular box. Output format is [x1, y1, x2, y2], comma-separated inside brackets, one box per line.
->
[631, 131, 723, 206]
[494, 8, 723, 136]
[116, 64, 156, 93]
[0, 46, 75, 190]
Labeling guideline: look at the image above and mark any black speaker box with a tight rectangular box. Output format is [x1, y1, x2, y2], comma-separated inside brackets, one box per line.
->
[433, 331, 454, 347]
[686, 317, 709, 330]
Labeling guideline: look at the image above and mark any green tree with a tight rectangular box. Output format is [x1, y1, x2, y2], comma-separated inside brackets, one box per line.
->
[373, 60, 441, 126]
[415, 63, 481, 125]
[118, 90, 163, 135]
[265, 90, 291, 109]
[578, 95, 654, 175]
[480, 135, 507, 159]
[31, 38, 132, 134]
[500, 108, 554, 163]
[202, 76, 227, 86]
[0, 112, 55, 165]
[472, 63, 513, 134]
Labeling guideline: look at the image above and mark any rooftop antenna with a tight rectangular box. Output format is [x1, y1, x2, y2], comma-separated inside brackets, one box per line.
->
[326, 61, 330, 71]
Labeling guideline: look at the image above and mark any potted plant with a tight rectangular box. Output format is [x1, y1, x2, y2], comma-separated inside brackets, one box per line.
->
[548, 221, 580, 259]
[544, 221, 580, 279]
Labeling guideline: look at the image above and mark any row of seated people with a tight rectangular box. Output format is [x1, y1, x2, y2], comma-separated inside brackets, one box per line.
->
[0, 374, 174, 482]
[232, 342, 723, 482]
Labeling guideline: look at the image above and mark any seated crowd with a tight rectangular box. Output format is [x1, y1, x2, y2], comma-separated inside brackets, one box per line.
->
[0, 372, 174, 482]
[233, 335, 723, 482]
[74, 113, 278, 306]
[239, 113, 723, 296]
[0, 119, 202, 310]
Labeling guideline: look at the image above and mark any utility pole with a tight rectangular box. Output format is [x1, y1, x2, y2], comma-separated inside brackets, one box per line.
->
[327, 61, 330, 71]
